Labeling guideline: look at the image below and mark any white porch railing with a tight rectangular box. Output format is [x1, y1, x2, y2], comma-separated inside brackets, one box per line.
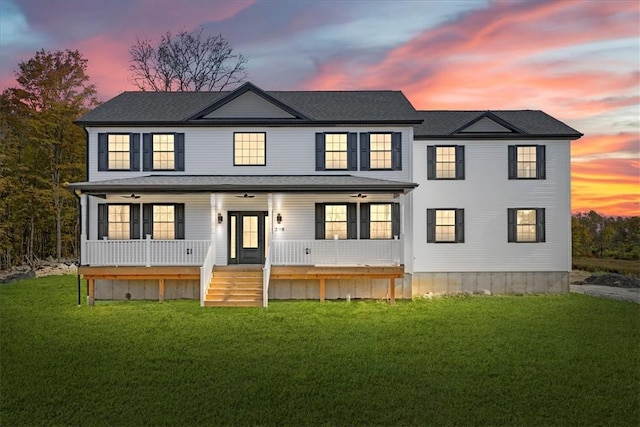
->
[271, 239, 401, 266]
[263, 244, 272, 308]
[200, 243, 216, 307]
[85, 237, 210, 266]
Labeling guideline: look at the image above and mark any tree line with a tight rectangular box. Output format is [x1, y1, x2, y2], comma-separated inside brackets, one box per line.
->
[572, 211, 640, 260]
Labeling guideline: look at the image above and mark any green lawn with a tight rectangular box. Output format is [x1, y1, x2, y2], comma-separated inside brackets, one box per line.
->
[1, 276, 639, 426]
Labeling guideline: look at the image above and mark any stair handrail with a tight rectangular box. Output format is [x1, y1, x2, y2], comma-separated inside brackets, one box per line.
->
[199, 241, 215, 307]
[262, 243, 271, 308]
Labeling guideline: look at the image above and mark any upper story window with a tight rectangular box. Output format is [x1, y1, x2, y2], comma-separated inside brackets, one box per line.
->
[426, 208, 465, 243]
[315, 203, 357, 239]
[98, 133, 140, 171]
[508, 145, 546, 179]
[508, 208, 545, 243]
[361, 132, 402, 171]
[234, 132, 265, 166]
[143, 133, 185, 171]
[316, 133, 357, 171]
[427, 146, 465, 180]
[360, 203, 400, 239]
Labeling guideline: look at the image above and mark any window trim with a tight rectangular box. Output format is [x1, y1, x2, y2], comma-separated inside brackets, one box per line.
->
[315, 132, 357, 171]
[426, 208, 465, 243]
[508, 145, 546, 180]
[97, 204, 140, 240]
[508, 208, 545, 243]
[360, 132, 402, 171]
[98, 133, 140, 172]
[143, 203, 185, 240]
[233, 132, 266, 167]
[315, 203, 357, 240]
[360, 203, 401, 240]
[143, 133, 185, 172]
[427, 145, 465, 180]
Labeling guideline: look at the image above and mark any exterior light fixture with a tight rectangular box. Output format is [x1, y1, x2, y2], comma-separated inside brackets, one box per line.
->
[217, 213, 223, 224]
[276, 213, 282, 224]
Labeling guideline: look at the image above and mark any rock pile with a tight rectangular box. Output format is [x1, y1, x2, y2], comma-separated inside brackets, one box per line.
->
[584, 273, 640, 289]
[0, 259, 78, 284]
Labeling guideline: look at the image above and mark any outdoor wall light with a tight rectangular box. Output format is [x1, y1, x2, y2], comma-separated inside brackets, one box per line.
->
[276, 213, 282, 224]
[217, 213, 224, 224]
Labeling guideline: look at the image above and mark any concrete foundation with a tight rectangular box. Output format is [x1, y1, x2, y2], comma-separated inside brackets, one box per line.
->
[411, 271, 569, 297]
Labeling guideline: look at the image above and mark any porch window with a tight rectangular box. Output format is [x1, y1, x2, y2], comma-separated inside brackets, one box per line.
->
[508, 208, 545, 242]
[427, 145, 465, 179]
[427, 209, 465, 243]
[315, 203, 357, 239]
[98, 133, 140, 171]
[508, 145, 545, 179]
[234, 132, 265, 166]
[315, 132, 357, 171]
[143, 133, 185, 171]
[143, 204, 185, 239]
[360, 132, 402, 170]
[97, 204, 140, 240]
[360, 203, 401, 239]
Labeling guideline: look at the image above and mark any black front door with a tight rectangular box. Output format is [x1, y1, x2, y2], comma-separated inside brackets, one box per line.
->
[228, 212, 267, 264]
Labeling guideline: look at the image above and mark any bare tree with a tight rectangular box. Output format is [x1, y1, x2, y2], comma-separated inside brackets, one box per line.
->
[129, 28, 248, 92]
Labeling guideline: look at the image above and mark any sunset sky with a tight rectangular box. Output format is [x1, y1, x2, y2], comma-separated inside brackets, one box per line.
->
[1, 0, 638, 216]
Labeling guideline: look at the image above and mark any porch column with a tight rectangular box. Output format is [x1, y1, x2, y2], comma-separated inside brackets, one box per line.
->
[80, 193, 87, 265]
[210, 193, 216, 262]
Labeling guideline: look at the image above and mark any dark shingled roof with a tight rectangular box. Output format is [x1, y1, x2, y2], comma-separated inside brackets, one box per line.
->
[77, 86, 422, 124]
[67, 175, 418, 194]
[414, 110, 582, 139]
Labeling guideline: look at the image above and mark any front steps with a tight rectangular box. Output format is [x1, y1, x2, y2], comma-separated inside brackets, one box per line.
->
[204, 266, 263, 307]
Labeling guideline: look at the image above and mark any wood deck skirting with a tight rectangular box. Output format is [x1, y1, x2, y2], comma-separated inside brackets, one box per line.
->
[79, 266, 200, 306]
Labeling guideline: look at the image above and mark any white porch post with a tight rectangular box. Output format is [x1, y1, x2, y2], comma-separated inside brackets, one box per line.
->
[210, 193, 216, 261]
[80, 193, 87, 265]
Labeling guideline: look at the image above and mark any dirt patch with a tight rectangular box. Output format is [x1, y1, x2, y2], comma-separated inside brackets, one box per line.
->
[570, 270, 593, 285]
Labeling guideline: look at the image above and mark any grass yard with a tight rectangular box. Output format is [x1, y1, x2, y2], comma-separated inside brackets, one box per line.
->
[1, 276, 639, 426]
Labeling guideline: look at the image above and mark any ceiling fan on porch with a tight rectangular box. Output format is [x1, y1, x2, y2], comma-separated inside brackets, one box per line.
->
[235, 193, 255, 198]
[349, 193, 367, 198]
[121, 193, 141, 199]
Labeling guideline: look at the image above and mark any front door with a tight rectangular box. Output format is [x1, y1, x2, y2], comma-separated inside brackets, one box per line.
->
[228, 212, 268, 264]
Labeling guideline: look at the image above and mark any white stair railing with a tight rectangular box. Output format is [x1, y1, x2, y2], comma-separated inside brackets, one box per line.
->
[199, 242, 215, 307]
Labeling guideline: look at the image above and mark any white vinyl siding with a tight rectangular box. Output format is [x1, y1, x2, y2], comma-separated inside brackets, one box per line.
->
[413, 139, 571, 272]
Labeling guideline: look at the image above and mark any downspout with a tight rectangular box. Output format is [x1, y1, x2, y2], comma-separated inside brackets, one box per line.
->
[72, 188, 82, 307]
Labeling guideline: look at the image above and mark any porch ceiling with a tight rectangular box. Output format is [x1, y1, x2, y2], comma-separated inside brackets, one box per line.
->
[67, 174, 418, 195]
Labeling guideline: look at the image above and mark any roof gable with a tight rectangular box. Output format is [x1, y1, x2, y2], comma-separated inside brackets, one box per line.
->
[454, 113, 523, 134]
[189, 82, 310, 121]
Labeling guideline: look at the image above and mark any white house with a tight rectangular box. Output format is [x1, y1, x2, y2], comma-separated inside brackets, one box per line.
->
[68, 83, 582, 306]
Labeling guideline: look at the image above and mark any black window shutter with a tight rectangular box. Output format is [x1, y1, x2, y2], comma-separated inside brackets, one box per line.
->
[537, 145, 546, 180]
[348, 133, 358, 171]
[175, 204, 185, 239]
[315, 133, 325, 171]
[426, 209, 435, 243]
[508, 146, 517, 179]
[360, 203, 370, 239]
[143, 133, 152, 171]
[142, 204, 153, 238]
[130, 134, 140, 171]
[537, 208, 546, 242]
[176, 133, 185, 171]
[360, 132, 370, 171]
[97, 204, 108, 240]
[427, 146, 436, 180]
[455, 145, 465, 180]
[507, 208, 516, 242]
[392, 202, 401, 238]
[98, 133, 108, 171]
[347, 203, 357, 240]
[130, 204, 140, 239]
[455, 209, 465, 243]
[315, 204, 325, 239]
[392, 132, 402, 171]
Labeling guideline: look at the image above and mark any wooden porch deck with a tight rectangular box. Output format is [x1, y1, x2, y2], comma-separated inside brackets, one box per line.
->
[79, 266, 200, 306]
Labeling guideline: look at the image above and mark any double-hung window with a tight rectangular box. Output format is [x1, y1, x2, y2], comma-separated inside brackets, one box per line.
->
[360, 132, 402, 170]
[360, 203, 401, 239]
[508, 145, 545, 179]
[508, 208, 545, 242]
[316, 133, 357, 171]
[143, 204, 185, 239]
[427, 146, 465, 179]
[97, 204, 184, 240]
[315, 204, 357, 239]
[97, 204, 140, 240]
[143, 133, 185, 171]
[426, 209, 465, 243]
[98, 133, 140, 171]
[234, 132, 265, 166]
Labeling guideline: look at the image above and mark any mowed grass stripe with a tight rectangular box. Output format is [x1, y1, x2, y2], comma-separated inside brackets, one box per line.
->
[1, 276, 638, 426]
